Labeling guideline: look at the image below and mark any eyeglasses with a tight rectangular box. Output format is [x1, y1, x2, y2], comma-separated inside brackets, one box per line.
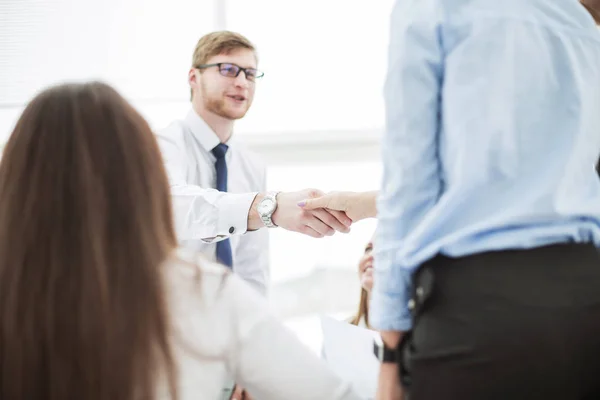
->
[196, 63, 264, 82]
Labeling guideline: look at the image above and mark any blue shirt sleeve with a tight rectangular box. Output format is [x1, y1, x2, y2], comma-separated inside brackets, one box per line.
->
[370, 0, 445, 332]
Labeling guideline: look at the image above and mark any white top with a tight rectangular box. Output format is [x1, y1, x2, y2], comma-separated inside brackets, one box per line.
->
[156, 110, 269, 294]
[165, 250, 364, 400]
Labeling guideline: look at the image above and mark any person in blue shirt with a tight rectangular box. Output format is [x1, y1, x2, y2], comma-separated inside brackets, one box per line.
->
[301, 0, 600, 399]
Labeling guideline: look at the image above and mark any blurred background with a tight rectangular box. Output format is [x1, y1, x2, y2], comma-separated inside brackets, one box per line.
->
[0, 0, 393, 349]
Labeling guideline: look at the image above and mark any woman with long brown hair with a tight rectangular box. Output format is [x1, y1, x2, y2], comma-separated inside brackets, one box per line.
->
[0, 82, 362, 400]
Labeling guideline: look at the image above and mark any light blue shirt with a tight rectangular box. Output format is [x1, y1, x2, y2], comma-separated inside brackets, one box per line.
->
[371, 0, 600, 331]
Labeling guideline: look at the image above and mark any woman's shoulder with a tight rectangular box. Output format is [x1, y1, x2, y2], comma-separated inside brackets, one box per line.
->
[163, 249, 238, 358]
[169, 248, 229, 278]
[165, 248, 232, 303]
[165, 248, 267, 310]
[165, 248, 272, 350]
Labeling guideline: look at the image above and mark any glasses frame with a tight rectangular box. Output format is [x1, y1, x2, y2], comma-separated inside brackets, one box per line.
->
[196, 63, 264, 81]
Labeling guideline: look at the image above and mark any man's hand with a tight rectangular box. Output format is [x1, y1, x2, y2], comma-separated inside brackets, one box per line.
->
[298, 190, 378, 222]
[275, 189, 352, 237]
[247, 189, 352, 236]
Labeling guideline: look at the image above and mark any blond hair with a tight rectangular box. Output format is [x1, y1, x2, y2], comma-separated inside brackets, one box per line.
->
[349, 288, 370, 329]
[190, 31, 257, 100]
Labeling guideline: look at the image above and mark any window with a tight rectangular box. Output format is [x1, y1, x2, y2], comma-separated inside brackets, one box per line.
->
[0, 108, 24, 146]
[0, 0, 215, 106]
[0, 0, 217, 141]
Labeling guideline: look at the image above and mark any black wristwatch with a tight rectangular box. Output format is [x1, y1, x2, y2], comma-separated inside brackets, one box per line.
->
[373, 340, 398, 364]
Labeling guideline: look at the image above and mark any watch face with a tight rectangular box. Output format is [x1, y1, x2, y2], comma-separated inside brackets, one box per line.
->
[259, 198, 276, 215]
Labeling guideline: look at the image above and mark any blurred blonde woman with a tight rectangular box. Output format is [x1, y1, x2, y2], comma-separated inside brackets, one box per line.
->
[349, 239, 374, 329]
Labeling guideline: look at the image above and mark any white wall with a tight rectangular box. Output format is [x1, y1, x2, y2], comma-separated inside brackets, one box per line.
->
[0, 0, 216, 142]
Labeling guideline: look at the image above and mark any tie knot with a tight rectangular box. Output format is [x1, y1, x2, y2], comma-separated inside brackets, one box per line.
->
[211, 143, 229, 159]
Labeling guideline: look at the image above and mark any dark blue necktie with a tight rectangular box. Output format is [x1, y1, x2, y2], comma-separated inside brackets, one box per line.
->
[211, 143, 233, 269]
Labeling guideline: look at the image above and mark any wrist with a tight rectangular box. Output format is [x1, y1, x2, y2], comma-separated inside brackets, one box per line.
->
[270, 192, 283, 227]
[247, 193, 265, 231]
[349, 191, 378, 222]
[377, 364, 402, 400]
[362, 191, 378, 219]
[380, 362, 400, 374]
[381, 331, 404, 349]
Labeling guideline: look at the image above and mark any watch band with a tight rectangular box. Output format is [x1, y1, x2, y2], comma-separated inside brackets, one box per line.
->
[260, 192, 279, 228]
[373, 340, 398, 364]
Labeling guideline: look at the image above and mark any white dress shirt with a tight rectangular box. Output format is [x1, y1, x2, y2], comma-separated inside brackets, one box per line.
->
[157, 110, 269, 294]
[163, 250, 363, 400]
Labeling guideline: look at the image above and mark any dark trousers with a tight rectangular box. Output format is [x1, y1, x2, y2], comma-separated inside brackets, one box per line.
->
[403, 243, 600, 400]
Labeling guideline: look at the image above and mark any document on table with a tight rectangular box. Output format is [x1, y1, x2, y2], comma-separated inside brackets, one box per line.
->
[320, 315, 381, 400]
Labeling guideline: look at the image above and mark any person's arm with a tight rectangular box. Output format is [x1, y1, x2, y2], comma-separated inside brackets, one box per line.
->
[233, 166, 270, 296]
[248, 190, 352, 236]
[372, 0, 444, 397]
[157, 125, 256, 242]
[299, 191, 378, 222]
[156, 126, 352, 242]
[223, 275, 364, 400]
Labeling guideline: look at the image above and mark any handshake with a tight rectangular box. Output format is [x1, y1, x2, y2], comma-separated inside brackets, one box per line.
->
[250, 189, 378, 238]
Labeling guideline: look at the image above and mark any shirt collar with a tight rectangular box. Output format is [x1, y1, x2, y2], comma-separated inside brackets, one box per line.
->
[184, 109, 234, 153]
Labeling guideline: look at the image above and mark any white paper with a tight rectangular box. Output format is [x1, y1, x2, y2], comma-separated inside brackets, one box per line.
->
[320, 315, 380, 400]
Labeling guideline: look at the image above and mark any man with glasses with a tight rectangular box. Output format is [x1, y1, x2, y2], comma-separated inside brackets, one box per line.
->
[158, 31, 352, 399]
[157, 31, 351, 295]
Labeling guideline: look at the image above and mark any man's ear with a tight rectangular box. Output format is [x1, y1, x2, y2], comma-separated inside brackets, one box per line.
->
[188, 68, 198, 86]
[188, 69, 199, 101]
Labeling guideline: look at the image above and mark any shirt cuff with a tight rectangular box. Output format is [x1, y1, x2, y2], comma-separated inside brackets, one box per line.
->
[369, 252, 414, 332]
[216, 192, 258, 238]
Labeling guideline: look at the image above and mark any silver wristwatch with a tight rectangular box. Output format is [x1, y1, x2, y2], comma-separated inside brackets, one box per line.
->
[257, 191, 279, 228]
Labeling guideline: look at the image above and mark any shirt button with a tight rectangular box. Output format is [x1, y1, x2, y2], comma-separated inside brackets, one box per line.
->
[229, 227, 235, 234]
[408, 299, 416, 311]
[416, 287, 424, 299]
